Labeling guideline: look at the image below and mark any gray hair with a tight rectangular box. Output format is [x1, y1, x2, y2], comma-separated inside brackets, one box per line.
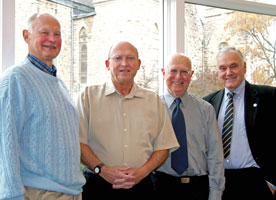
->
[216, 46, 244, 63]
[26, 13, 59, 33]
[27, 13, 39, 33]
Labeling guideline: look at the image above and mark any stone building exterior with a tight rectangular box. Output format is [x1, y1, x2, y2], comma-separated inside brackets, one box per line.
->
[15, 0, 73, 92]
[14, 0, 276, 99]
[73, 0, 160, 96]
[15, 0, 160, 99]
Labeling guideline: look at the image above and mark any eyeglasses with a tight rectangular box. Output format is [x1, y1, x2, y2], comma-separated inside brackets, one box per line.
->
[168, 69, 192, 77]
[109, 55, 137, 63]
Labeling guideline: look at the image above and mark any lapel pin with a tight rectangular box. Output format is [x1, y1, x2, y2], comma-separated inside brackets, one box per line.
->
[253, 103, 257, 107]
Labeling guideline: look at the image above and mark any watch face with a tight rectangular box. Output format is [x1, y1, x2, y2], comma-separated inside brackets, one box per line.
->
[94, 167, 100, 174]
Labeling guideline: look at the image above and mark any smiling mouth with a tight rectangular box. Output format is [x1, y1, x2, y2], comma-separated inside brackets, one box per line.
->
[172, 81, 184, 85]
[225, 76, 236, 81]
[120, 69, 130, 72]
[43, 45, 57, 49]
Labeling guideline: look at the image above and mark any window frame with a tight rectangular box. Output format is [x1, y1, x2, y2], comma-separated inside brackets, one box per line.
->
[79, 27, 88, 85]
[160, 0, 276, 94]
[2, 0, 276, 88]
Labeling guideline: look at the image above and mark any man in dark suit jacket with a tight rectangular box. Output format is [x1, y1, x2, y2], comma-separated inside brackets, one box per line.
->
[204, 46, 276, 200]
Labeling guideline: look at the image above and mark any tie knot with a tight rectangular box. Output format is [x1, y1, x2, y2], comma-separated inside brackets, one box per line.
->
[175, 98, 182, 107]
[227, 92, 234, 99]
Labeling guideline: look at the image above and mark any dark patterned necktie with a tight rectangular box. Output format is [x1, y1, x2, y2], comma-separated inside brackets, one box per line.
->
[171, 98, 188, 175]
[222, 92, 234, 158]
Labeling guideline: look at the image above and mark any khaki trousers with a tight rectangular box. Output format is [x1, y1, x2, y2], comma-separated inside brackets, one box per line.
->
[24, 187, 82, 200]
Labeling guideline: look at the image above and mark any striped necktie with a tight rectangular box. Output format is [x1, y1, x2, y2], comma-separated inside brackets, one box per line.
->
[222, 92, 234, 158]
[171, 98, 188, 175]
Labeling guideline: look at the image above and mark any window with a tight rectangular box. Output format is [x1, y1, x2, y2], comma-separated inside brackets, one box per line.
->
[79, 44, 87, 84]
[182, 0, 276, 97]
[2, 0, 160, 99]
[2, 0, 276, 98]
[79, 27, 87, 85]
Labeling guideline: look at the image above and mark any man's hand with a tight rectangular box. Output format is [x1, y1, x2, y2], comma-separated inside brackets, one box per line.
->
[100, 166, 134, 188]
[112, 167, 147, 189]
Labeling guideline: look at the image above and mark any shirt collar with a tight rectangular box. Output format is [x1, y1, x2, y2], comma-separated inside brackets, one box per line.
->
[224, 79, 245, 101]
[105, 78, 144, 99]
[164, 89, 188, 109]
[27, 54, 57, 77]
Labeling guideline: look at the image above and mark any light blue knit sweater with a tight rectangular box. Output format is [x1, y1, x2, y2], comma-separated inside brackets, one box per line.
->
[0, 58, 85, 200]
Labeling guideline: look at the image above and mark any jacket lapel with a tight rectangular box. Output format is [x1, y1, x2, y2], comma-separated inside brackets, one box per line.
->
[244, 81, 259, 133]
[211, 89, 224, 119]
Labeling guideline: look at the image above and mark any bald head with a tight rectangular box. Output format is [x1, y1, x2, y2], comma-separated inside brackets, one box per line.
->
[108, 41, 139, 59]
[166, 53, 192, 71]
[162, 53, 194, 97]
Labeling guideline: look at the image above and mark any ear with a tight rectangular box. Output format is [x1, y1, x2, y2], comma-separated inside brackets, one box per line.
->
[161, 68, 165, 77]
[23, 30, 29, 43]
[243, 61, 247, 74]
[137, 59, 141, 70]
[105, 59, 110, 70]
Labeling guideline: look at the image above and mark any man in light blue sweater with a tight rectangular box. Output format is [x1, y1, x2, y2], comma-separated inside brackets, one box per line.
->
[0, 13, 85, 199]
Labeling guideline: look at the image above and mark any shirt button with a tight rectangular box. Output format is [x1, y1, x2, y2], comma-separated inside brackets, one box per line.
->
[123, 113, 126, 117]
[124, 144, 128, 148]
[123, 128, 127, 132]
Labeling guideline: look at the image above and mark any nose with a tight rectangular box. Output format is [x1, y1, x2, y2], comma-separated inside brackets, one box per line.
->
[47, 33, 59, 42]
[47, 35, 55, 42]
[121, 57, 130, 65]
[226, 67, 233, 75]
[175, 71, 183, 78]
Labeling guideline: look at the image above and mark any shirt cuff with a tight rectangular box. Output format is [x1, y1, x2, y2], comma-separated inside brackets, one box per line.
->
[209, 189, 223, 200]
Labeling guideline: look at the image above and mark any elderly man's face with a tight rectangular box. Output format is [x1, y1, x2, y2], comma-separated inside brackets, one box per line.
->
[106, 42, 141, 87]
[217, 51, 246, 91]
[24, 14, 62, 66]
[162, 55, 194, 98]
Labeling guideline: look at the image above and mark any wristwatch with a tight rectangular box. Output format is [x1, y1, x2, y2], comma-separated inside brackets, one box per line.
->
[93, 163, 104, 174]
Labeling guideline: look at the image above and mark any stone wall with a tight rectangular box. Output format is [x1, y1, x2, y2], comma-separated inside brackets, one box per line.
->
[15, 0, 160, 99]
[73, 0, 160, 96]
[15, 0, 72, 90]
[15, 0, 275, 99]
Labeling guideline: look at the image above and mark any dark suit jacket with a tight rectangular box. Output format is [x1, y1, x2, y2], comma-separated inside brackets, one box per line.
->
[204, 80, 276, 186]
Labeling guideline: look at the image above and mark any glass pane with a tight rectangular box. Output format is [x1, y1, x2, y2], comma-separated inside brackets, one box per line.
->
[81, 63, 87, 73]
[80, 74, 87, 84]
[184, 3, 276, 97]
[15, 0, 160, 98]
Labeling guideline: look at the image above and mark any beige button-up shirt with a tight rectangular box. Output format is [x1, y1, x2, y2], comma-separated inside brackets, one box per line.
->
[77, 80, 179, 168]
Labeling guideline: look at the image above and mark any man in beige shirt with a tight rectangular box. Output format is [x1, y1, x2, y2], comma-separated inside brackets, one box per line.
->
[77, 41, 179, 198]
